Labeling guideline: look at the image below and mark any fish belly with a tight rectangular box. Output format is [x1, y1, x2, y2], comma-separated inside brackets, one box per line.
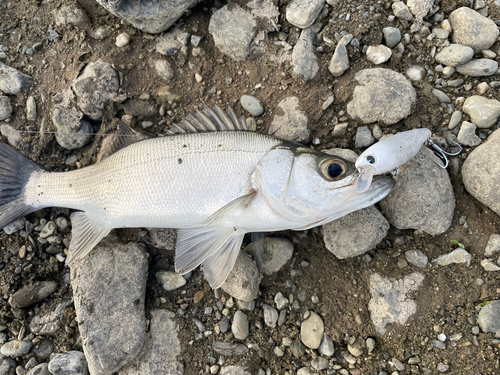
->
[26, 132, 282, 229]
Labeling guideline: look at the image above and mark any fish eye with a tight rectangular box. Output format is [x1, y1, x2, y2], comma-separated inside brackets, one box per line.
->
[320, 158, 347, 181]
[367, 155, 375, 164]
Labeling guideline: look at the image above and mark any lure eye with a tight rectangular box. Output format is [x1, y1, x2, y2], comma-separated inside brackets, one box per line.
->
[367, 155, 376, 164]
[320, 158, 347, 181]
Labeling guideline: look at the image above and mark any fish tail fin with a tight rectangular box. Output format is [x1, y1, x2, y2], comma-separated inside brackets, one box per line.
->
[0, 143, 41, 229]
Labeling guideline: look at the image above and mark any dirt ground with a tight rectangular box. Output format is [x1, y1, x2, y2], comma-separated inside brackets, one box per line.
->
[1, 0, 500, 374]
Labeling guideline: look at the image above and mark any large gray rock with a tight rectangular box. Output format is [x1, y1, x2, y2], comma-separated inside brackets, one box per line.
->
[269, 96, 310, 143]
[71, 240, 149, 375]
[119, 310, 183, 375]
[347, 68, 416, 125]
[449, 7, 499, 52]
[323, 206, 390, 259]
[435, 44, 474, 67]
[221, 251, 261, 302]
[0, 96, 12, 121]
[463, 96, 500, 128]
[0, 62, 32, 95]
[209, 5, 256, 62]
[455, 59, 498, 77]
[379, 147, 455, 235]
[95, 0, 199, 34]
[292, 28, 319, 80]
[462, 128, 500, 216]
[72, 61, 120, 120]
[368, 272, 425, 334]
[477, 300, 500, 334]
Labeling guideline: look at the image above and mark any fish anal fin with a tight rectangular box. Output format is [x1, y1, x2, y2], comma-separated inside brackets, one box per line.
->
[67, 212, 111, 264]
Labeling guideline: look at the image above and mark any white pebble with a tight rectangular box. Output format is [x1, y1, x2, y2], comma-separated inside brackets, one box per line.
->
[195, 73, 203, 83]
[115, 32, 130, 47]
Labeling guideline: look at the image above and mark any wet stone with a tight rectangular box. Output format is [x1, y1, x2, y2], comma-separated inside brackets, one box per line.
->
[9, 281, 58, 309]
[300, 311, 324, 349]
[457, 121, 482, 147]
[405, 250, 428, 268]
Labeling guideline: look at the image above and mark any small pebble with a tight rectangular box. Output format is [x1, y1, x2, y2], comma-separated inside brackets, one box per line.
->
[437, 363, 449, 372]
[115, 32, 130, 47]
[240, 95, 264, 117]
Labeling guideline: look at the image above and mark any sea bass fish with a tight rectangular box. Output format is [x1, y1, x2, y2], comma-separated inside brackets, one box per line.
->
[0, 104, 395, 288]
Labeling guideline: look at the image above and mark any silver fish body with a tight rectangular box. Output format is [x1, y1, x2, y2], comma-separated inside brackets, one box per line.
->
[0, 107, 395, 288]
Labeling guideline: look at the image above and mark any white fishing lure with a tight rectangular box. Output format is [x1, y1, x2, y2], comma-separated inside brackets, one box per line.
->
[355, 128, 432, 193]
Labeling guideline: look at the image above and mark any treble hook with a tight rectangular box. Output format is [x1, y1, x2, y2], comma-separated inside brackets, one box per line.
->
[425, 138, 462, 168]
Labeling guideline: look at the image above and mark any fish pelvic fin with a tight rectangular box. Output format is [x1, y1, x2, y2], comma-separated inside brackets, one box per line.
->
[0, 143, 41, 229]
[175, 224, 246, 289]
[66, 212, 111, 264]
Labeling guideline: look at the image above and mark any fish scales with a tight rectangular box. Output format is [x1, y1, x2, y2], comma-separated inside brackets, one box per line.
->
[27, 131, 281, 229]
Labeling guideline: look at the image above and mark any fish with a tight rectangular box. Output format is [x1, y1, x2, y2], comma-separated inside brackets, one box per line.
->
[0, 104, 395, 288]
[355, 128, 432, 193]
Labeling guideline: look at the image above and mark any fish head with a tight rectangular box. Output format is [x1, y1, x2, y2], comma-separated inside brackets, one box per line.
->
[254, 146, 394, 228]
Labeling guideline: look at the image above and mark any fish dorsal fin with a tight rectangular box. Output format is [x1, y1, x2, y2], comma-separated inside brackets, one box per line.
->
[168, 104, 249, 134]
[66, 212, 111, 264]
[174, 192, 255, 288]
[98, 120, 149, 162]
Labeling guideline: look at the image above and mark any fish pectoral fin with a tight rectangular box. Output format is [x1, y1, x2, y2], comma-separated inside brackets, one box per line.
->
[66, 212, 111, 264]
[203, 192, 256, 226]
[175, 224, 245, 289]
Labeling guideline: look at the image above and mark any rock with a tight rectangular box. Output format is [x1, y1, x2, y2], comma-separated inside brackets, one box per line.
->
[433, 28, 449, 39]
[40, 221, 57, 238]
[366, 337, 376, 353]
[245, 237, 293, 275]
[300, 311, 324, 349]
[0, 340, 33, 357]
[269, 96, 309, 143]
[379, 147, 455, 235]
[0, 125, 23, 148]
[323, 206, 389, 259]
[448, 110, 462, 130]
[457, 121, 482, 147]
[156, 271, 186, 291]
[219, 366, 251, 375]
[72, 61, 120, 120]
[262, 304, 279, 328]
[34, 340, 54, 360]
[431, 88, 451, 104]
[0, 96, 12, 121]
[0, 358, 16, 375]
[54, 3, 90, 28]
[48, 352, 88, 375]
[0, 62, 33, 95]
[435, 44, 474, 66]
[27, 363, 51, 375]
[8, 281, 58, 309]
[221, 251, 260, 302]
[347, 68, 416, 125]
[433, 248, 472, 267]
[154, 60, 174, 81]
[480, 259, 500, 271]
[449, 7, 499, 52]
[286, 0, 325, 28]
[26, 96, 36, 121]
[212, 341, 248, 356]
[209, 5, 256, 62]
[328, 40, 349, 77]
[71, 240, 148, 375]
[383, 27, 401, 48]
[477, 300, 500, 333]
[462, 96, 500, 128]
[455, 59, 498, 77]
[120, 98, 158, 118]
[292, 28, 319, 80]
[407, 0, 433, 32]
[406, 65, 425, 81]
[147, 228, 177, 250]
[392, 2, 413, 20]
[368, 272, 425, 334]
[30, 300, 72, 335]
[462, 129, 500, 216]
[355, 126, 375, 148]
[115, 32, 130, 47]
[311, 357, 329, 371]
[485, 234, 500, 256]
[231, 310, 249, 340]
[3, 218, 25, 235]
[405, 250, 428, 268]
[274, 292, 289, 309]
[240, 95, 264, 117]
[318, 334, 335, 356]
[366, 45, 392, 64]
[52, 107, 93, 150]
[95, 0, 199, 34]
[155, 29, 190, 56]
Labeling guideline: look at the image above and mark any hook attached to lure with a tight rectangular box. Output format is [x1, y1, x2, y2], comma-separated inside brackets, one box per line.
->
[425, 139, 462, 169]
